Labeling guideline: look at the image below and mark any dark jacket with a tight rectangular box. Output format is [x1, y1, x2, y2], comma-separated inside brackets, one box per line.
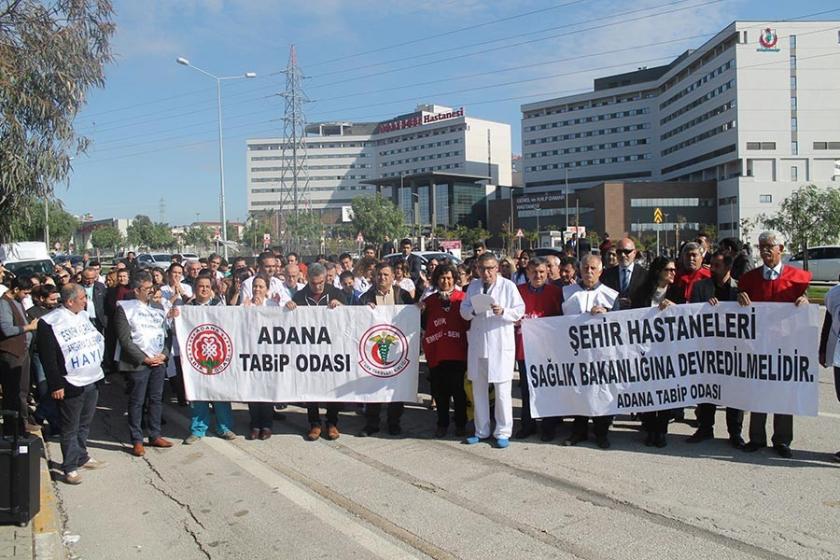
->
[690, 277, 739, 303]
[84, 281, 107, 331]
[358, 285, 414, 306]
[113, 304, 172, 372]
[37, 317, 91, 398]
[602, 264, 648, 307]
[292, 284, 345, 307]
[632, 284, 685, 308]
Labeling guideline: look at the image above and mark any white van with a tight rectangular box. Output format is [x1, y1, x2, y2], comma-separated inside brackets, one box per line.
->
[0, 242, 55, 277]
[788, 246, 840, 282]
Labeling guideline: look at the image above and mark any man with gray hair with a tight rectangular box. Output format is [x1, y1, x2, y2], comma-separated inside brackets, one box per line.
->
[286, 262, 345, 440]
[561, 253, 620, 449]
[39, 284, 106, 484]
[675, 241, 711, 301]
[737, 230, 811, 458]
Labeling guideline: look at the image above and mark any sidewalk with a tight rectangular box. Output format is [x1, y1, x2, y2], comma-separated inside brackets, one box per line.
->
[0, 429, 64, 560]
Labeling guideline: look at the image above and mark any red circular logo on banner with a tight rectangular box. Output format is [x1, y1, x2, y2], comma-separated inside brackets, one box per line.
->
[358, 324, 410, 378]
[186, 323, 233, 376]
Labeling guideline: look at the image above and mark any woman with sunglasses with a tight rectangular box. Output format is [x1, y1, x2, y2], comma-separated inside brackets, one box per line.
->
[633, 256, 684, 448]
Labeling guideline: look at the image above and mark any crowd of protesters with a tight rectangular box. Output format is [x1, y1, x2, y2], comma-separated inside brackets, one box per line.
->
[1, 230, 838, 486]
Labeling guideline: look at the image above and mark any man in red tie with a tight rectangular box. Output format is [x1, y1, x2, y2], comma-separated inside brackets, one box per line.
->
[737, 231, 811, 458]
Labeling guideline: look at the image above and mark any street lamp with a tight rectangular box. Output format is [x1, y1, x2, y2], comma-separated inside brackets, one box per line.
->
[176, 57, 256, 259]
[410, 192, 421, 249]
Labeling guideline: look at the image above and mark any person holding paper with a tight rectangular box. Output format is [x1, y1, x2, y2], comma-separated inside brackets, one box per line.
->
[460, 253, 525, 449]
[39, 284, 107, 484]
[561, 254, 619, 449]
[737, 231, 811, 459]
[115, 271, 174, 457]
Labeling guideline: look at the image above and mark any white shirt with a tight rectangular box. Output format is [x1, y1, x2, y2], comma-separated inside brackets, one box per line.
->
[396, 278, 415, 293]
[619, 262, 636, 292]
[240, 275, 290, 305]
[561, 282, 618, 315]
[763, 262, 784, 280]
[354, 276, 372, 294]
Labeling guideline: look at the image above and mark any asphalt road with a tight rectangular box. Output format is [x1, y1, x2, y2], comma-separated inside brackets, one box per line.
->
[45, 357, 840, 560]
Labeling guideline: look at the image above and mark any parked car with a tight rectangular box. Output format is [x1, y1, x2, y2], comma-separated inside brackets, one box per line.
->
[787, 246, 840, 282]
[382, 251, 462, 277]
[0, 242, 55, 277]
[136, 253, 172, 267]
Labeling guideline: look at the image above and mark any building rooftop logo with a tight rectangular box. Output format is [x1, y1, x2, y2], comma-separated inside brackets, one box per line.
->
[757, 28, 780, 52]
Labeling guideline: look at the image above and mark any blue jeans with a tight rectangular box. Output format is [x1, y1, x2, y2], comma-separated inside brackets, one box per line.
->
[127, 365, 165, 443]
[58, 383, 98, 474]
[190, 402, 233, 437]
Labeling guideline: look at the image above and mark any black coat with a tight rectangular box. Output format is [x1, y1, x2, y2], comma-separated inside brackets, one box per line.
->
[292, 284, 345, 307]
[88, 281, 107, 331]
[602, 265, 648, 307]
[690, 277, 739, 303]
[632, 284, 685, 308]
[358, 285, 414, 306]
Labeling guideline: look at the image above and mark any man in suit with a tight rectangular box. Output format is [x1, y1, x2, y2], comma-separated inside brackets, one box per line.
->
[80, 267, 107, 333]
[687, 251, 745, 448]
[601, 238, 647, 309]
[398, 238, 423, 286]
[357, 262, 414, 437]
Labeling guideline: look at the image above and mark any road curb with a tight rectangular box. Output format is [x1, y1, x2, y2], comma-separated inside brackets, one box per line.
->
[31, 431, 64, 560]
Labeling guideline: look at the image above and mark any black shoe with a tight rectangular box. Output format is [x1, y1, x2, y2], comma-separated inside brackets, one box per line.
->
[434, 426, 447, 438]
[655, 433, 667, 448]
[833, 451, 840, 463]
[563, 433, 588, 447]
[514, 424, 537, 439]
[357, 426, 380, 438]
[686, 430, 713, 444]
[540, 428, 556, 442]
[455, 426, 467, 437]
[596, 436, 611, 449]
[729, 435, 746, 450]
[644, 432, 656, 447]
[774, 444, 792, 458]
[387, 424, 402, 436]
[743, 441, 765, 453]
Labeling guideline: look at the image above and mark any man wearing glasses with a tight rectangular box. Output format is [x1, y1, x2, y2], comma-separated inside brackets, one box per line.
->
[114, 271, 173, 457]
[736, 231, 811, 459]
[602, 238, 647, 309]
[460, 253, 525, 449]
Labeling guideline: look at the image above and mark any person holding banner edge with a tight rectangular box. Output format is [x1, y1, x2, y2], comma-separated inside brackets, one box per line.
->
[561, 253, 619, 449]
[460, 252, 525, 449]
[737, 231, 811, 459]
[285, 263, 345, 441]
[632, 256, 684, 448]
[688, 251, 746, 449]
[183, 275, 236, 445]
[357, 262, 414, 437]
[819, 279, 840, 462]
[515, 257, 564, 441]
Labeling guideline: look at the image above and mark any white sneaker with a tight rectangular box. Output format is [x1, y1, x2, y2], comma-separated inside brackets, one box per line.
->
[65, 471, 82, 485]
[81, 458, 107, 470]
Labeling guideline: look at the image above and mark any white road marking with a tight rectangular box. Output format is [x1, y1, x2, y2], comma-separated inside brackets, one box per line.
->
[164, 411, 425, 560]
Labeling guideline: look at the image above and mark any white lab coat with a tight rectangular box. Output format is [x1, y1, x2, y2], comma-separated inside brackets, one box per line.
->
[824, 284, 840, 367]
[561, 282, 618, 315]
[460, 276, 525, 383]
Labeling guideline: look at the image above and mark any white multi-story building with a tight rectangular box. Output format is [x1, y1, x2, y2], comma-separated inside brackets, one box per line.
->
[247, 122, 377, 221]
[521, 21, 840, 243]
[247, 104, 512, 228]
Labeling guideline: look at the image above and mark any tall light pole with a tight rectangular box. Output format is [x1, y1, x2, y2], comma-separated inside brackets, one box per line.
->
[176, 57, 256, 259]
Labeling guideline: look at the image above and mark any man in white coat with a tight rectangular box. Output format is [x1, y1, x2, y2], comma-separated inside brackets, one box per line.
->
[561, 253, 618, 449]
[460, 253, 525, 448]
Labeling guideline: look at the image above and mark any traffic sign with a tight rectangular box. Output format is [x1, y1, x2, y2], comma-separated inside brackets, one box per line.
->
[653, 207, 664, 224]
[515, 228, 524, 238]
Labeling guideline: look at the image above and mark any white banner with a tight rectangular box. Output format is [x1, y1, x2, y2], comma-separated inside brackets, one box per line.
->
[522, 302, 820, 418]
[175, 305, 420, 402]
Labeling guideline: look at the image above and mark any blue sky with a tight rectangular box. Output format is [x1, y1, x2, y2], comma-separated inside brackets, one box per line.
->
[64, 0, 839, 225]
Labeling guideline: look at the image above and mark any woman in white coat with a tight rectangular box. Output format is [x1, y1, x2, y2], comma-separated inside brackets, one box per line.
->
[460, 253, 525, 448]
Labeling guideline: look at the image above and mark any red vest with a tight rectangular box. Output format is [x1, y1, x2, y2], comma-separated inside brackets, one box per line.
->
[675, 267, 711, 301]
[738, 265, 811, 303]
[422, 291, 469, 367]
[515, 283, 564, 360]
